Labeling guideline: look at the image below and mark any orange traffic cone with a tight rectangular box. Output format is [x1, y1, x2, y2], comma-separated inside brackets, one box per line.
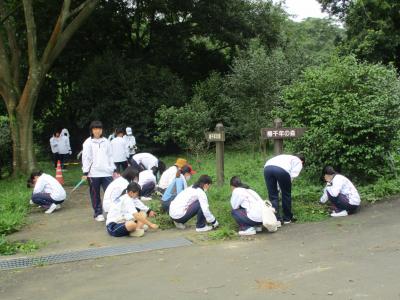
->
[56, 160, 64, 185]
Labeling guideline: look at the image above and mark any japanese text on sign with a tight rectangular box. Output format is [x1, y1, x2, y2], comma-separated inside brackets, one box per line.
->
[206, 132, 225, 142]
[260, 128, 306, 139]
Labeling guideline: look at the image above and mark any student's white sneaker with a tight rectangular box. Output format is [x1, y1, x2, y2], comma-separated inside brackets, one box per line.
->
[45, 203, 58, 214]
[195, 225, 213, 232]
[55, 204, 61, 210]
[276, 221, 282, 228]
[174, 221, 186, 229]
[95, 215, 105, 222]
[140, 196, 152, 201]
[330, 210, 348, 217]
[143, 224, 149, 232]
[238, 227, 257, 236]
[130, 228, 145, 237]
[29, 199, 34, 205]
[255, 226, 263, 232]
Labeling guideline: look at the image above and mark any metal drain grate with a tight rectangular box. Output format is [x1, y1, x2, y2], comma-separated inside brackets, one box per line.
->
[0, 237, 192, 270]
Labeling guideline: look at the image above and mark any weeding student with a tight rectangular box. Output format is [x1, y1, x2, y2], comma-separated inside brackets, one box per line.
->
[264, 154, 305, 225]
[131, 152, 165, 178]
[82, 120, 115, 222]
[169, 175, 219, 232]
[106, 182, 159, 237]
[138, 169, 157, 201]
[161, 164, 195, 212]
[320, 166, 361, 217]
[103, 167, 156, 217]
[111, 128, 129, 173]
[230, 176, 264, 236]
[157, 158, 188, 194]
[27, 171, 66, 214]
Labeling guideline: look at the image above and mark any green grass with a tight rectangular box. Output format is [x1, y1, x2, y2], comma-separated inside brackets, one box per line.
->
[0, 150, 400, 252]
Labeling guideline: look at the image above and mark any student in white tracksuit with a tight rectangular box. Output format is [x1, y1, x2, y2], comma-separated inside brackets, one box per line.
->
[131, 152, 166, 180]
[49, 131, 60, 168]
[106, 182, 158, 237]
[264, 154, 305, 224]
[320, 166, 361, 217]
[103, 167, 156, 217]
[157, 158, 188, 193]
[111, 128, 129, 173]
[27, 171, 66, 214]
[82, 121, 115, 221]
[169, 175, 219, 232]
[230, 176, 264, 236]
[124, 127, 136, 161]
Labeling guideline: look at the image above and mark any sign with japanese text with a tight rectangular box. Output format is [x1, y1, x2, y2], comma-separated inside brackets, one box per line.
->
[206, 131, 225, 142]
[260, 128, 306, 140]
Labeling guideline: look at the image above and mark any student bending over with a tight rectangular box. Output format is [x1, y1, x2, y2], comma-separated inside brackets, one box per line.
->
[169, 175, 219, 232]
[106, 182, 158, 237]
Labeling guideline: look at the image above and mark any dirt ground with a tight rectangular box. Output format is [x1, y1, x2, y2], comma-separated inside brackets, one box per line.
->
[1, 187, 400, 300]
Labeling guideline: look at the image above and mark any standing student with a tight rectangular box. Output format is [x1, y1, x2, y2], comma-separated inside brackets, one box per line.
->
[57, 129, 71, 170]
[264, 154, 305, 224]
[106, 182, 158, 237]
[103, 167, 156, 217]
[124, 127, 137, 161]
[230, 176, 264, 236]
[49, 131, 60, 168]
[158, 158, 188, 193]
[27, 170, 66, 214]
[169, 175, 219, 232]
[111, 128, 129, 173]
[320, 166, 361, 217]
[82, 121, 115, 222]
[161, 164, 195, 212]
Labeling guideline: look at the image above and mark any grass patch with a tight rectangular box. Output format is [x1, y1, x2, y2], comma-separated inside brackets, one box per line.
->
[0, 234, 42, 255]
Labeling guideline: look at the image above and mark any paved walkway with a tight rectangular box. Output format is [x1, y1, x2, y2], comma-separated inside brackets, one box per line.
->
[1, 189, 400, 299]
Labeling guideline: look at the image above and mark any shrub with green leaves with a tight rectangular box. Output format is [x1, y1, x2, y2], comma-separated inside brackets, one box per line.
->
[281, 56, 400, 180]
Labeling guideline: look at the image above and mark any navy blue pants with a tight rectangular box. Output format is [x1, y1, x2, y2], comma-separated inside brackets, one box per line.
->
[88, 176, 112, 217]
[141, 182, 155, 197]
[231, 208, 262, 230]
[32, 193, 64, 208]
[172, 200, 206, 228]
[327, 192, 359, 214]
[264, 165, 293, 222]
[106, 222, 130, 237]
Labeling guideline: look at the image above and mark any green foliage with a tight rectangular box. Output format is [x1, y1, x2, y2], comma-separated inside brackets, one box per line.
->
[0, 116, 12, 176]
[0, 235, 41, 256]
[154, 98, 212, 153]
[281, 55, 400, 180]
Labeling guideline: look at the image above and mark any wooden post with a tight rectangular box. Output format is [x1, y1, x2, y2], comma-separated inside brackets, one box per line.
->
[274, 118, 283, 155]
[215, 123, 224, 186]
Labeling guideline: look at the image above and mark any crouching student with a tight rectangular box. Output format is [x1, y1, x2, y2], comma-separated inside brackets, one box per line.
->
[230, 176, 265, 236]
[138, 169, 157, 201]
[106, 182, 159, 237]
[157, 158, 188, 194]
[320, 166, 361, 217]
[169, 175, 219, 232]
[27, 171, 66, 214]
[103, 167, 156, 217]
[161, 164, 195, 212]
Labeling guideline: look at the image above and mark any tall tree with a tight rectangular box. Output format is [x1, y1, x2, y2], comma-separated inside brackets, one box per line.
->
[0, 0, 99, 174]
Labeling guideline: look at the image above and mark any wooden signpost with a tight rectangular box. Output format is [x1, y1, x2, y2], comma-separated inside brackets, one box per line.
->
[206, 123, 225, 186]
[260, 118, 306, 155]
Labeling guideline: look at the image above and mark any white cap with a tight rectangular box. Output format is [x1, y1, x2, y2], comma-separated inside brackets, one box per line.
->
[126, 127, 132, 135]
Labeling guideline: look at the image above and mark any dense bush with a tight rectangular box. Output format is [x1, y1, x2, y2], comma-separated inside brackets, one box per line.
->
[281, 56, 400, 180]
[0, 116, 12, 176]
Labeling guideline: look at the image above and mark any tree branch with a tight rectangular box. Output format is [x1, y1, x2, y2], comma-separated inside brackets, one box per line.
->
[43, 0, 99, 70]
[22, 0, 38, 68]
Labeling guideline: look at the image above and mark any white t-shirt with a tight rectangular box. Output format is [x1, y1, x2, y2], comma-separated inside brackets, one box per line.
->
[138, 170, 156, 187]
[265, 154, 303, 179]
[132, 153, 158, 170]
[111, 136, 128, 163]
[230, 187, 264, 222]
[103, 177, 129, 213]
[82, 137, 115, 177]
[320, 174, 361, 206]
[158, 165, 178, 189]
[169, 186, 215, 223]
[106, 194, 138, 225]
[33, 173, 66, 201]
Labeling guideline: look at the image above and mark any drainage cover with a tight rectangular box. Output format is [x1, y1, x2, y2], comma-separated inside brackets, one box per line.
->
[0, 237, 192, 270]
